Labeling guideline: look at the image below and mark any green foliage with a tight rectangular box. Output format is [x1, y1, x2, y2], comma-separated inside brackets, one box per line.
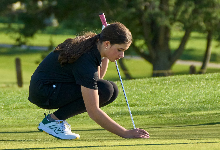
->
[0, 0, 220, 76]
[1, 0, 220, 43]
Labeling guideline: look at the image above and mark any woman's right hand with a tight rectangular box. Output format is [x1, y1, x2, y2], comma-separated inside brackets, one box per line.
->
[122, 128, 150, 139]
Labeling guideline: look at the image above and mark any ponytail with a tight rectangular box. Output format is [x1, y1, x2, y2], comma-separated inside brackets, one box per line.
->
[54, 32, 99, 65]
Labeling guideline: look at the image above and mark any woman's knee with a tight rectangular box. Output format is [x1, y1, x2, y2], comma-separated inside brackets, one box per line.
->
[97, 79, 118, 103]
[108, 81, 118, 101]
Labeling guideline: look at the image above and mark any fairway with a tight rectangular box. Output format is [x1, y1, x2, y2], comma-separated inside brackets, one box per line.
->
[1, 123, 220, 149]
[1, 73, 220, 149]
[1, 1, 220, 148]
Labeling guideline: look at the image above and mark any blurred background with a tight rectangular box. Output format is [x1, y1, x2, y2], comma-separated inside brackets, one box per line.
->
[0, 0, 220, 87]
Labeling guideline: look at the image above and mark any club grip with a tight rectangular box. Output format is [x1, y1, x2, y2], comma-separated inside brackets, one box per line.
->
[99, 13, 108, 27]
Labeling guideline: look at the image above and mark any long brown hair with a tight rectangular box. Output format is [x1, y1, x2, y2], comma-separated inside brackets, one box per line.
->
[54, 22, 132, 65]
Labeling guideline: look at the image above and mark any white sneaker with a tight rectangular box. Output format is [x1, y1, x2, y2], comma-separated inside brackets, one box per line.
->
[38, 115, 80, 140]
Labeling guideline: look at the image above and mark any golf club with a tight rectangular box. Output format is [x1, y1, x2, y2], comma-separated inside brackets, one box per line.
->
[99, 13, 136, 129]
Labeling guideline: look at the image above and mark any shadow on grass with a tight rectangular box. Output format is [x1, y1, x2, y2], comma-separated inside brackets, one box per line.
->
[1, 126, 219, 149]
[145, 122, 220, 129]
[171, 34, 206, 41]
[2, 141, 219, 150]
[0, 131, 39, 134]
[0, 128, 105, 134]
[0, 47, 47, 56]
[174, 122, 220, 127]
[177, 48, 203, 61]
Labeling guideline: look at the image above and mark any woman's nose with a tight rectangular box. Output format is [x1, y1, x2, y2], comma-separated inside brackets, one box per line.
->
[119, 52, 124, 58]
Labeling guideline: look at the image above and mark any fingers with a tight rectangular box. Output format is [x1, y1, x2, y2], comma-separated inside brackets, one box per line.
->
[130, 128, 150, 139]
[123, 128, 150, 139]
[137, 128, 149, 135]
[136, 128, 150, 138]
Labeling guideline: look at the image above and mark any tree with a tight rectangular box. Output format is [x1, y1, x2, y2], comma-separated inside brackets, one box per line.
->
[1, 0, 220, 77]
[198, 1, 220, 74]
[199, 30, 213, 74]
[120, 0, 220, 76]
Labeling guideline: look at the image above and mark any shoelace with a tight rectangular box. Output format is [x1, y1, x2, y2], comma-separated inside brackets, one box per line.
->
[55, 120, 72, 133]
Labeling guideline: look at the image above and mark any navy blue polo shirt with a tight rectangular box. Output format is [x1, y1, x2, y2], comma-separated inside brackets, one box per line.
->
[30, 45, 102, 90]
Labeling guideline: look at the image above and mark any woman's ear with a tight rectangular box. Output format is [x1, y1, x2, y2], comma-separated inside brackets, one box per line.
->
[104, 41, 111, 48]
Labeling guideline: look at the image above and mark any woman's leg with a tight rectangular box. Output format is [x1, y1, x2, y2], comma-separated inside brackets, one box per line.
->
[99, 81, 118, 107]
[53, 79, 118, 120]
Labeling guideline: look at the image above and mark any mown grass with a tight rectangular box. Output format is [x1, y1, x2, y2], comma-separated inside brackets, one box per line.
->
[0, 48, 220, 150]
[0, 73, 220, 149]
[0, 24, 220, 149]
[1, 47, 220, 88]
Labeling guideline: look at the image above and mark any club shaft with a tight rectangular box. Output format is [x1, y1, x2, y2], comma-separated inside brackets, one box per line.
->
[99, 13, 136, 129]
[115, 60, 136, 129]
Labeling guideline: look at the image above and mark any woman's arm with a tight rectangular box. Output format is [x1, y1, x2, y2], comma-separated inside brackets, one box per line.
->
[99, 57, 109, 79]
[81, 85, 150, 138]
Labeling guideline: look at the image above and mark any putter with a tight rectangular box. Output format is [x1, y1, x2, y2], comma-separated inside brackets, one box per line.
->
[99, 13, 136, 129]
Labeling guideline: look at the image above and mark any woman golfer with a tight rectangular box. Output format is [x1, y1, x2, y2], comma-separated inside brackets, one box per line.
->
[28, 22, 149, 140]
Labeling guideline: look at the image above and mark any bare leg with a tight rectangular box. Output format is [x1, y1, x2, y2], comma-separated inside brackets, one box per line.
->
[50, 114, 59, 120]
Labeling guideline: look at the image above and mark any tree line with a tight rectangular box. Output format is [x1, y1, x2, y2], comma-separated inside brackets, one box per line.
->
[0, 0, 220, 77]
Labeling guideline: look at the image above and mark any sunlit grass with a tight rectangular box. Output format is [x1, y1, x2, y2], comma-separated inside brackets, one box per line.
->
[0, 73, 220, 149]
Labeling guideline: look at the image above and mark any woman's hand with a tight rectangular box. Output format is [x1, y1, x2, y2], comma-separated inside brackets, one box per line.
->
[122, 128, 150, 139]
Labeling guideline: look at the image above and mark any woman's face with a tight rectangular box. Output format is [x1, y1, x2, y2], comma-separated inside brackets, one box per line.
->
[104, 42, 131, 62]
